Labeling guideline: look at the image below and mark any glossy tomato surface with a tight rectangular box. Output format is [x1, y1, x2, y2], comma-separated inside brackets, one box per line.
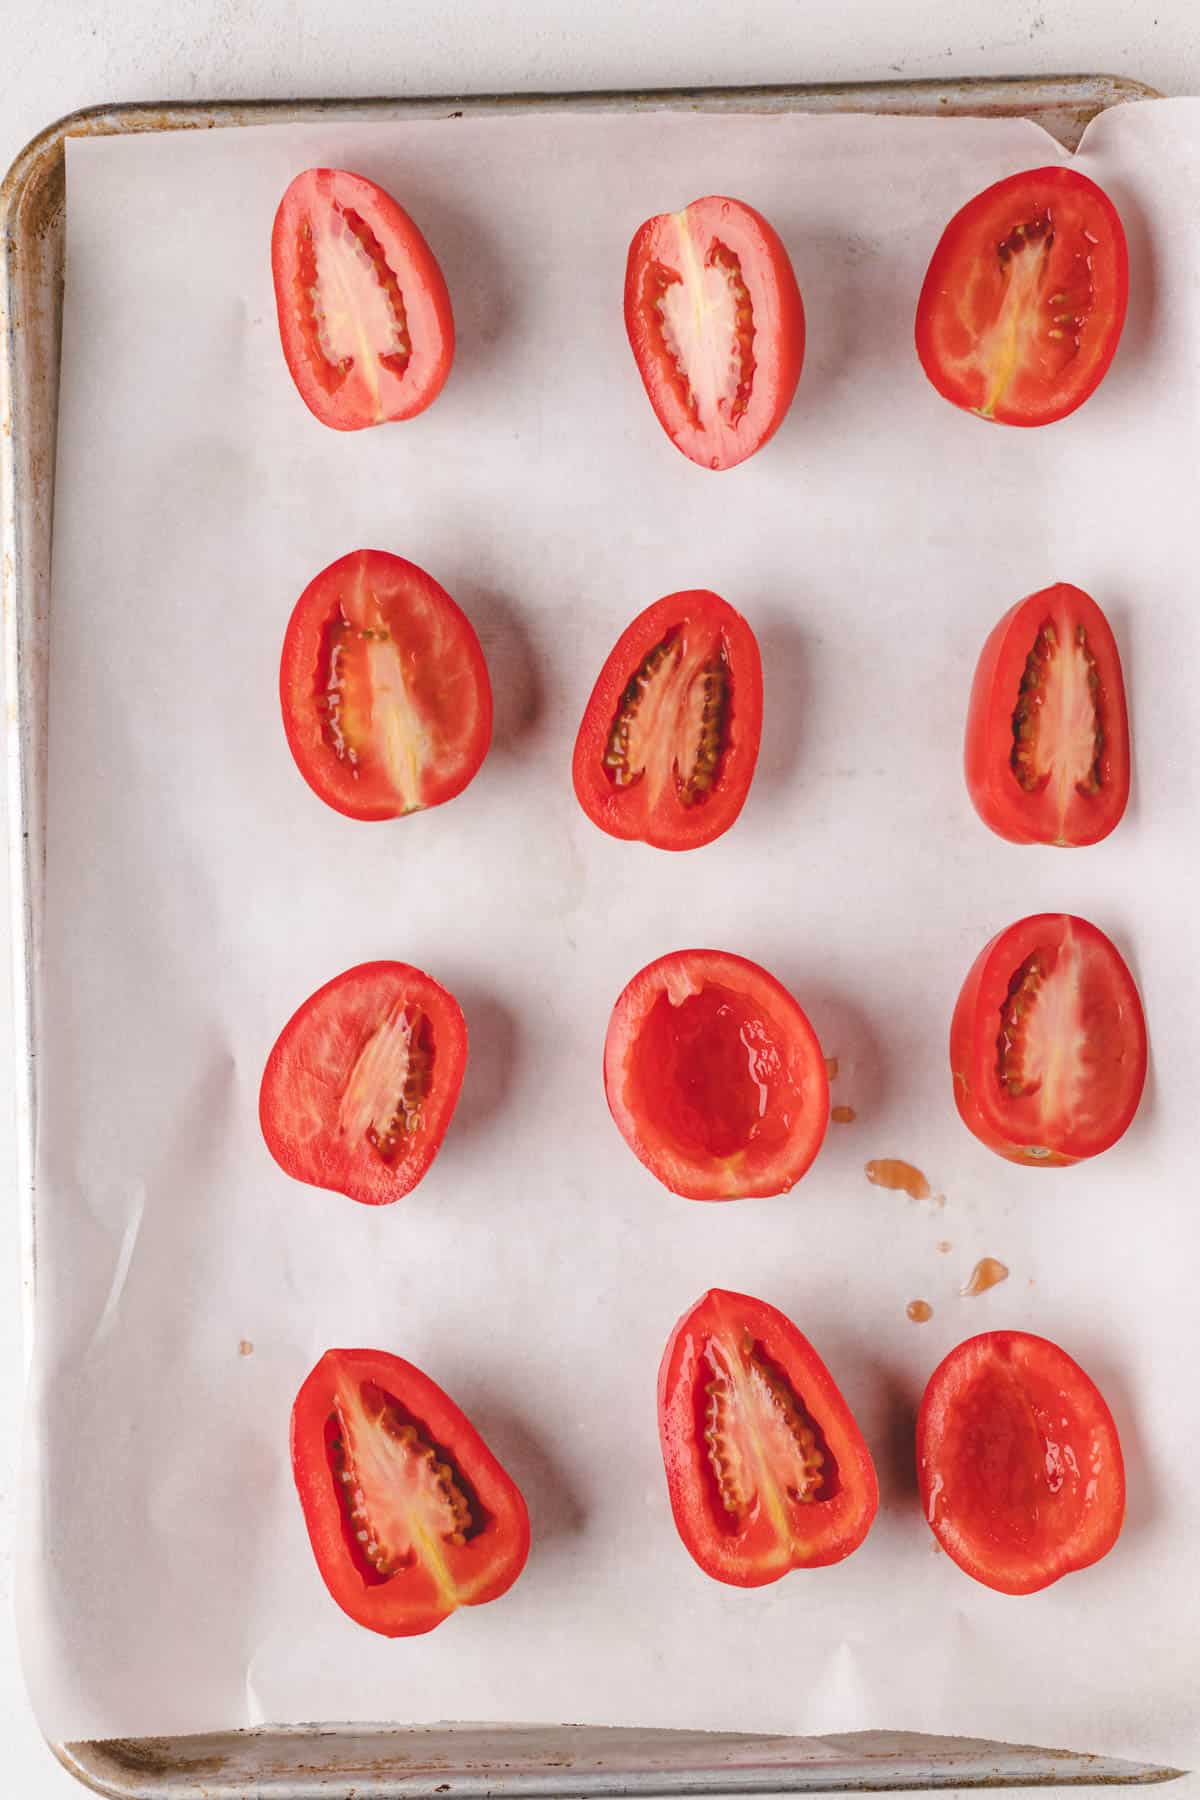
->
[950, 914, 1146, 1166]
[918, 1331, 1124, 1595]
[965, 583, 1129, 847]
[573, 590, 763, 851]
[272, 168, 454, 430]
[659, 1290, 878, 1586]
[280, 550, 492, 822]
[916, 166, 1127, 426]
[292, 1348, 530, 1635]
[260, 961, 467, 1204]
[625, 196, 805, 470]
[604, 950, 828, 1199]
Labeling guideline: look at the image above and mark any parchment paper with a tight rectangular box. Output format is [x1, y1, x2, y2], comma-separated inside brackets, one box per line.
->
[17, 100, 1200, 1759]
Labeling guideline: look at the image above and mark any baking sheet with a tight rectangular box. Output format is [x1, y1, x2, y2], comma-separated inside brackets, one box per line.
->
[15, 99, 1200, 1760]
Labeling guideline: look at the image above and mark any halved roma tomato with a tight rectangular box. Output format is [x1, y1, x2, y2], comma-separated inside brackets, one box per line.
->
[950, 914, 1146, 1166]
[965, 583, 1130, 847]
[292, 1347, 530, 1636]
[916, 166, 1128, 426]
[572, 591, 763, 851]
[604, 950, 828, 1200]
[260, 961, 467, 1205]
[918, 1331, 1124, 1595]
[624, 196, 805, 470]
[280, 550, 492, 822]
[658, 1289, 878, 1586]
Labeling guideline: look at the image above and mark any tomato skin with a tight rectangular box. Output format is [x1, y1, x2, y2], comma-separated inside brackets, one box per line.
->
[625, 196, 805, 470]
[260, 961, 467, 1205]
[280, 550, 493, 823]
[950, 914, 1147, 1167]
[917, 1331, 1124, 1595]
[964, 583, 1129, 847]
[572, 591, 763, 851]
[272, 168, 454, 431]
[604, 949, 828, 1200]
[291, 1348, 530, 1636]
[916, 166, 1128, 427]
[658, 1290, 878, 1586]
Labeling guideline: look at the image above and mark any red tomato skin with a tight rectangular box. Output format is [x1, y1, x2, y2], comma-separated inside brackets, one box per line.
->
[964, 583, 1130, 847]
[950, 914, 1147, 1167]
[658, 1290, 878, 1586]
[272, 168, 454, 431]
[604, 949, 829, 1201]
[260, 961, 468, 1205]
[625, 196, 805, 470]
[917, 1331, 1125, 1595]
[916, 166, 1128, 427]
[572, 591, 764, 851]
[291, 1348, 530, 1636]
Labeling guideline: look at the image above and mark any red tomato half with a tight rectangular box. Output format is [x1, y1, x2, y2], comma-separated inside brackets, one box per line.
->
[272, 168, 454, 430]
[950, 914, 1146, 1167]
[916, 167, 1128, 426]
[292, 1347, 530, 1636]
[280, 550, 492, 822]
[572, 591, 763, 851]
[260, 961, 467, 1205]
[604, 950, 828, 1200]
[625, 196, 805, 470]
[918, 1331, 1124, 1595]
[965, 583, 1130, 847]
[659, 1289, 878, 1586]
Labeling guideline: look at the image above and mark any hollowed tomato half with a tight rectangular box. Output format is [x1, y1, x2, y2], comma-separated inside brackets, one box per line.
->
[604, 949, 828, 1200]
[280, 550, 492, 822]
[950, 914, 1146, 1166]
[625, 195, 805, 470]
[272, 167, 454, 430]
[572, 590, 763, 851]
[292, 1347, 530, 1636]
[918, 1330, 1124, 1595]
[965, 583, 1130, 847]
[916, 166, 1127, 426]
[260, 961, 467, 1205]
[658, 1289, 878, 1586]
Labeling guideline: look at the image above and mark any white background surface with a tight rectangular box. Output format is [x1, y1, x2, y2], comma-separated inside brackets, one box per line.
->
[3, 4, 1200, 1796]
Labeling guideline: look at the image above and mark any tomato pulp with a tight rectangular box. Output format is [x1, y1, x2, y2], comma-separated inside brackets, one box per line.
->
[280, 550, 492, 822]
[965, 583, 1130, 847]
[260, 961, 468, 1204]
[918, 1331, 1124, 1594]
[292, 1348, 530, 1635]
[604, 950, 828, 1199]
[658, 1289, 878, 1585]
[916, 167, 1128, 426]
[272, 168, 454, 430]
[625, 196, 805, 470]
[573, 591, 763, 851]
[950, 914, 1146, 1166]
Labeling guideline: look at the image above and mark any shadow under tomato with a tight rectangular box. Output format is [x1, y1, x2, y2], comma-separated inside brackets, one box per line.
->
[1060, 1344, 1160, 1541]
[772, 974, 890, 1124]
[449, 581, 546, 754]
[747, 610, 810, 805]
[440, 982, 519, 1148]
[866, 1360, 924, 1513]
[1103, 594, 1139, 829]
[443, 1387, 588, 1551]
[1092, 174, 1157, 398]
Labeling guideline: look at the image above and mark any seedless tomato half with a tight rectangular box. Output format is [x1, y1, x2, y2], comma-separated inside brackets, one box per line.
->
[292, 1348, 530, 1636]
[950, 914, 1146, 1167]
[260, 961, 467, 1205]
[659, 1289, 878, 1586]
[272, 168, 454, 430]
[280, 550, 492, 822]
[965, 583, 1129, 847]
[604, 950, 829, 1200]
[625, 195, 805, 470]
[573, 591, 763, 851]
[916, 166, 1128, 426]
[918, 1331, 1124, 1595]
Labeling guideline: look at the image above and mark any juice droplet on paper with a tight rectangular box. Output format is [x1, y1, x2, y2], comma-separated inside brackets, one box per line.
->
[824, 1055, 839, 1080]
[238, 1339, 255, 1357]
[907, 1299, 933, 1323]
[865, 1157, 931, 1200]
[961, 1256, 1009, 1297]
[936, 1240, 953, 1254]
[832, 1105, 856, 1124]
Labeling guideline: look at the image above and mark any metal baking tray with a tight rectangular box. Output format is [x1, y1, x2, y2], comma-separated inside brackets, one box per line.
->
[2, 74, 1181, 1800]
